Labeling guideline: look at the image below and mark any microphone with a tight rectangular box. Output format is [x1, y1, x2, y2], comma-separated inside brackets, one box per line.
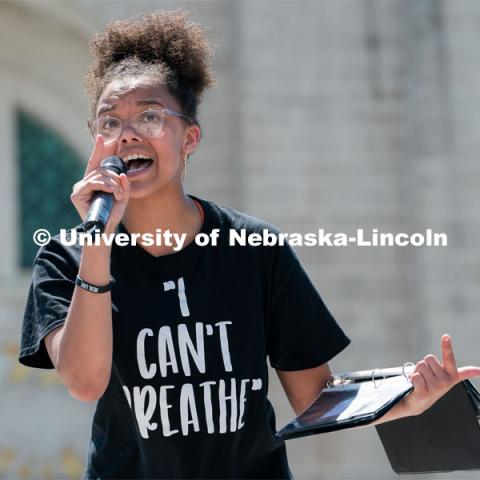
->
[83, 156, 127, 235]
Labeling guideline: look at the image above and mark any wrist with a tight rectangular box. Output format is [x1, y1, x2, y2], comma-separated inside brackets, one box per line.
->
[398, 396, 419, 417]
[79, 244, 111, 285]
[373, 397, 416, 426]
[75, 274, 113, 293]
[81, 241, 113, 255]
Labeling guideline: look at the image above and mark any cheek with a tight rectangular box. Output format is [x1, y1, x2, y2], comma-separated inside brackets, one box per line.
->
[151, 136, 183, 163]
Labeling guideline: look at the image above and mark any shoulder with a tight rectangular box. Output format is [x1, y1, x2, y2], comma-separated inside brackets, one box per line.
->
[32, 223, 83, 273]
[196, 196, 282, 235]
[196, 196, 298, 273]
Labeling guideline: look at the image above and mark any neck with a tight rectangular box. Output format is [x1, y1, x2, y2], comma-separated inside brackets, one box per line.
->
[122, 187, 199, 236]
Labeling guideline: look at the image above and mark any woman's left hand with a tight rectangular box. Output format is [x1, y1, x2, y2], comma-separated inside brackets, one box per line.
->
[403, 334, 480, 416]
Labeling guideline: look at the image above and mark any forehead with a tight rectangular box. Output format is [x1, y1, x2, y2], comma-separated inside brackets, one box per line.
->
[97, 77, 177, 115]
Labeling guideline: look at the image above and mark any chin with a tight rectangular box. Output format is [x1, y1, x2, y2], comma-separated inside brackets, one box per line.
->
[127, 183, 156, 200]
[128, 180, 174, 200]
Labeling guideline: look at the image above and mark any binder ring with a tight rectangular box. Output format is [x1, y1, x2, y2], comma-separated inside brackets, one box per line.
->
[372, 368, 386, 389]
[326, 374, 351, 388]
[402, 361, 416, 380]
[326, 373, 341, 388]
[336, 374, 348, 388]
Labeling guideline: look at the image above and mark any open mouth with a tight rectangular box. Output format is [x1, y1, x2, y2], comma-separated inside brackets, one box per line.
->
[122, 154, 154, 174]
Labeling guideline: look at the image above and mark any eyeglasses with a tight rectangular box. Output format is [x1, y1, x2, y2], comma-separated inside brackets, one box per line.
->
[87, 108, 194, 144]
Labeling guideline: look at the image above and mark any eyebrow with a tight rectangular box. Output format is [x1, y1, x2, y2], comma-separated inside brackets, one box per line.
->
[97, 99, 166, 116]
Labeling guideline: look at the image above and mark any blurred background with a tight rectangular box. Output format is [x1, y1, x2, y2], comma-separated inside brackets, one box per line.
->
[0, 0, 479, 478]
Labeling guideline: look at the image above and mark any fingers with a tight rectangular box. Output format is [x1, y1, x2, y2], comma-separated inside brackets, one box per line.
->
[410, 371, 428, 394]
[85, 135, 104, 176]
[74, 178, 121, 199]
[417, 335, 479, 387]
[441, 334, 458, 378]
[106, 173, 130, 203]
[84, 168, 122, 183]
[118, 173, 130, 203]
[72, 170, 123, 200]
[407, 337, 479, 418]
[412, 362, 431, 393]
[111, 175, 124, 202]
[423, 354, 444, 378]
[85, 135, 117, 177]
[72, 167, 129, 202]
[72, 140, 129, 226]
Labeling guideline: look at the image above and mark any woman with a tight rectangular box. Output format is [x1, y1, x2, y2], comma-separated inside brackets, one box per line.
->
[18, 9, 480, 479]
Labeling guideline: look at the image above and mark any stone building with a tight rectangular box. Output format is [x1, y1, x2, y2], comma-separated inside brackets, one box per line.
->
[0, 0, 479, 478]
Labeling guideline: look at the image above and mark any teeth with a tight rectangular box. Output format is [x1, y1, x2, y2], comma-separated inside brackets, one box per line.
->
[123, 154, 152, 163]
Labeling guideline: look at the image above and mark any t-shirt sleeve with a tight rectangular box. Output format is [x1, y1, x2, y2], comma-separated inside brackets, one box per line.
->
[265, 241, 351, 371]
[18, 240, 77, 369]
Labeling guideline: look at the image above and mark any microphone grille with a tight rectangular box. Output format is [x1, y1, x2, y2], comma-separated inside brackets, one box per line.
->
[100, 156, 127, 174]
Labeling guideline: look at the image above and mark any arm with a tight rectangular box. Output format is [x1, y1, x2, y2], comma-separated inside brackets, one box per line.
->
[44, 135, 129, 403]
[278, 335, 480, 425]
[277, 362, 414, 423]
[45, 244, 113, 402]
[276, 362, 334, 416]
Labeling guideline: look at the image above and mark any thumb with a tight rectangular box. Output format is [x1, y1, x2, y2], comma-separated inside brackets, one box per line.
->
[457, 366, 480, 382]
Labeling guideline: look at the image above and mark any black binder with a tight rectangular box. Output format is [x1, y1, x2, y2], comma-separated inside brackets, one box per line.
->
[276, 365, 415, 440]
[275, 365, 480, 474]
[375, 379, 480, 474]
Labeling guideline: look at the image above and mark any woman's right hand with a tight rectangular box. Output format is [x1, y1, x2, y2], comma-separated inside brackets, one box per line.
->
[71, 135, 131, 235]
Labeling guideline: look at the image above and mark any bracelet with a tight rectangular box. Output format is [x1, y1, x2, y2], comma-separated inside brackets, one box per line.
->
[75, 274, 113, 294]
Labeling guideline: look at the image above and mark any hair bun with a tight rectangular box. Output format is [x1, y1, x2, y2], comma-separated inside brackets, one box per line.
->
[85, 9, 216, 120]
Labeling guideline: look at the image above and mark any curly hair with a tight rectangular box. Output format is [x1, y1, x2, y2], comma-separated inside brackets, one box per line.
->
[84, 9, 216, 125]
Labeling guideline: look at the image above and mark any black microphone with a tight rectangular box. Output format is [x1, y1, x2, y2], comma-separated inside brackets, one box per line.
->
[83, 156, 127, 234]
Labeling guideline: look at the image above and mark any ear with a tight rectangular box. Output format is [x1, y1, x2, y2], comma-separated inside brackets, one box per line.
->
[182, 124, 201, 155]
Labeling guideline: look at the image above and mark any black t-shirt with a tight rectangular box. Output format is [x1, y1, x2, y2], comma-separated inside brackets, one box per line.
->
[19, 195, 351, 479]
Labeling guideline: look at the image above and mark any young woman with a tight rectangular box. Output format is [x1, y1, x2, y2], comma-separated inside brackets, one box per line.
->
[19, 9, 480, 479]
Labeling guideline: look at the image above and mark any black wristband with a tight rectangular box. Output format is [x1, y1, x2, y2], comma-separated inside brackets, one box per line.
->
[75, 274, 112, 294]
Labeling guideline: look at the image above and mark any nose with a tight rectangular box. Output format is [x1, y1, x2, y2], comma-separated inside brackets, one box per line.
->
[119, 121, 142, 143]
